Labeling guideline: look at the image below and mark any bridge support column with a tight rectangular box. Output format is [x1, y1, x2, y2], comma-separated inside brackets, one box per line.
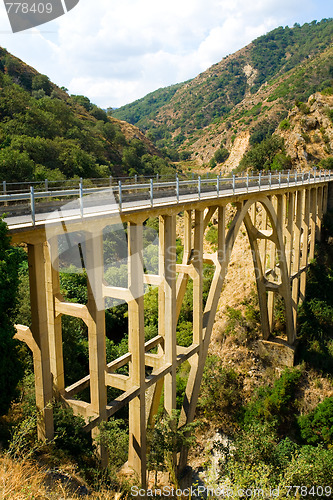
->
[162, 215, 177, 417]
[85, 229, 108, 465]
[193, 210, 204, 345]
[28, 242, 54, 441]
[267, 196, 278, 332]
[291, 190, 304, 326]
[309, 188, 318, 261]
[46, 238, 64, 394]
[285, 192, 295, 274]
[316, 186, 324, 241]
[127, 222, 146, 487]
[178, 209, 204, 472]
[299, 188, 311, 305]
[176, 210, 192, 320]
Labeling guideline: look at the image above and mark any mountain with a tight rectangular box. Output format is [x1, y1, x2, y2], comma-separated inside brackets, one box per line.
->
[112, 19, 333, 170]
[0, 49, 174, 183]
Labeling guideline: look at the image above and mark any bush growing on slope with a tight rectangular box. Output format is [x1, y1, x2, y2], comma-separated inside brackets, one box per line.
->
[0, 217, 23, 417]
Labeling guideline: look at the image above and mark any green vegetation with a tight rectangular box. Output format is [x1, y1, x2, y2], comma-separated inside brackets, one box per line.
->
[209, 145, 230, 168]
[279, 118, 291, 130]
[219, 421, 333, 494]
[239, 136, 291, 171]
[199, 356, 243, 428]
[0, 217, 23, 417]
[298, 397, 333, 447]
[242, 368, 303, 434]
[250, 20, 333, 92]
[297, 212, 333, 374]
[147, 410, 197, 485]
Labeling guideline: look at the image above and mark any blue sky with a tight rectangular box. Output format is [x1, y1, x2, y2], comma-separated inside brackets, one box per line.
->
[0, 0, 331, 108]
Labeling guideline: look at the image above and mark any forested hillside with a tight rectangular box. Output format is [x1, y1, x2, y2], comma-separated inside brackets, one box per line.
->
[113, 19, 333, 167]
[0, 49, 175, 183]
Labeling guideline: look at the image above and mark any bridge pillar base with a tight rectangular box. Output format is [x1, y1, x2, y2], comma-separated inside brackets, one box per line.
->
[258, 339, 296, 368]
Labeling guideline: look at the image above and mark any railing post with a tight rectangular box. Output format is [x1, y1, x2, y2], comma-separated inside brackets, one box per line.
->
[269, 171, 272, 189]
[259, 172, 261, 191]
[156, 173, 159, 182]
[287, 170, 290, 187]
[314, 168, 316, 183]
[217, 174, 220, 197]
[45, 178, 48, 192]
[176, 175, 179, 203]
[294, 171, 297, 184]
[150, 178, 154, 206]
[232, 174, 235, 194]
[198, 176, 201, 200]
[118, 180, 122, 210]
[30, 186, 36, 226]
[246, 173, 249, 193]
[3, 181, 7, 206]
[279, 171, 281, 187]
[79, 178, 84, 218]
[109, 175, 113, 187]
[134, 174, 137, 184]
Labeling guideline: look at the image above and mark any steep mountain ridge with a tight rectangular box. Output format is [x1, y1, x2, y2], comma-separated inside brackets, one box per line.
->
[189, 44, 333, 171]
[113, 19, 333, 169]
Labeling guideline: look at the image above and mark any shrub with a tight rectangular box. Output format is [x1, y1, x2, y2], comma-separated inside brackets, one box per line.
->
[279, 118, 291, 130]
[281, 445, 333, 492]
[321, 87, 333, 96]
[0, 217, 24, 417]
[53, 404, 94, 462]
[97, 418, 128, 470]
[249, 118, 279, 146]
[242, 368, 302, 434]
[319, 156, 333, 169]
[240, 136, 285, 171]
[199, 355, 243, 426]
[297, 397, 333, 447]
[219, 421, 279, 488]
[270, 153, 292, 171]
[296, 101, 310, 114]
[147, 410, 197, 484]
[213, 146, 229, 164]
[205, 225, 218, 247]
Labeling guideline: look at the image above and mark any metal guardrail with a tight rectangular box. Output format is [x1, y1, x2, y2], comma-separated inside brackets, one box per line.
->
[1, 169, 331, 228]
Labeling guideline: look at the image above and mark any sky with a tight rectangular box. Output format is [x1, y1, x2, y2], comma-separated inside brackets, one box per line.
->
[0, 0, 331, 109]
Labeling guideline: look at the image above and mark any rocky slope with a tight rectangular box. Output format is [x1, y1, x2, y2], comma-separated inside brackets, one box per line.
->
[277, 92, 333, 170]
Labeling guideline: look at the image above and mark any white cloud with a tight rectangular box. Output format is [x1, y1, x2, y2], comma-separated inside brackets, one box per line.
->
[0, 0, 330, 108]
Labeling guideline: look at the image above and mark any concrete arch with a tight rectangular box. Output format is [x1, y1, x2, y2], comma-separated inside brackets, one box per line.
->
[178, 196, 295, 470]
[226, 196, 294, 344]
[202, 196, 294, 347]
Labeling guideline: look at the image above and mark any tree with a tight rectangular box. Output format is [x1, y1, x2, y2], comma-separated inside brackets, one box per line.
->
[31, 74, 52, 96]
[0, 217, 24, 416]
[240, 136, 286, 171]
[0, 148, 34, 183]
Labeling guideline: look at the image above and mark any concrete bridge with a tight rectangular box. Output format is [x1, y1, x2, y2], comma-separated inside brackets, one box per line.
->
[6, 171, 333, 486]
